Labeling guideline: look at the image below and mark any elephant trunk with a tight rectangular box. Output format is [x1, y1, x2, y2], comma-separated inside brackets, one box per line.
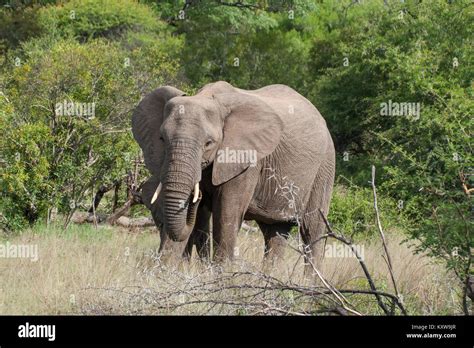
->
[162, 140, 202, 242]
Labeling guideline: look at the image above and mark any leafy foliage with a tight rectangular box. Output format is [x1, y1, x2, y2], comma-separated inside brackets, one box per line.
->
[306, 0, 473, 288]
[0, 0, 472, 309]
[329, 180, 409, 241]
[1, 4, 185, 231]
[37, 0, 164, 41]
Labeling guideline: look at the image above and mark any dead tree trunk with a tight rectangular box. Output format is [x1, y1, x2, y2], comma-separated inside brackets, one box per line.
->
[106, 189, 143, 225]
[88, 180, 121, 214]
[112, 181, 121, 212]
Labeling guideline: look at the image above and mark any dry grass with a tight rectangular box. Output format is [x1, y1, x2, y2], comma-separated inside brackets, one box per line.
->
[0, 223, 462, 315]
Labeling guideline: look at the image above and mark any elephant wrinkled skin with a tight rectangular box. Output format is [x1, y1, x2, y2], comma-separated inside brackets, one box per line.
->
[132, 81, 335, 268]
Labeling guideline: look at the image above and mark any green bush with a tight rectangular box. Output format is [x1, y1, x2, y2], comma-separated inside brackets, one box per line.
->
[1, 36, 184, 230]
[304, 0, 473, 299]
[328, 182, 408, 240]
[0, 5, 43, 56]
[37, 0, 164, 41]
[0, 94, 53, 230]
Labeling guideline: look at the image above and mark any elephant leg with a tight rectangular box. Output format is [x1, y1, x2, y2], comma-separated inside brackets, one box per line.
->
[258, 222, 292, 272]
[212, 166, 260, 262]
[299, 161, 335, 275]
[183, 204, 212, 260]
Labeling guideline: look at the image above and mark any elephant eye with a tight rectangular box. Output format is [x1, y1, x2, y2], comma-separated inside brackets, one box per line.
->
[159, 136, 164, 142]
[205, 140, 213, 148]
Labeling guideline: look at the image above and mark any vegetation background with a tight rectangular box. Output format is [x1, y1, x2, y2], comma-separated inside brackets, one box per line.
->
[0, 0, 472, 315]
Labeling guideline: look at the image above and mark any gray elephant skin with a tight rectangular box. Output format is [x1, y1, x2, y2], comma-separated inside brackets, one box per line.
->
[132, 81, 335, 267]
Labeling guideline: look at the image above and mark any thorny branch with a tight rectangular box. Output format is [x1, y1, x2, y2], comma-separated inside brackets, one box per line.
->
[318, 210, 406, 315]
[79, 166, 407, 316]
[370, 166, 405, 312]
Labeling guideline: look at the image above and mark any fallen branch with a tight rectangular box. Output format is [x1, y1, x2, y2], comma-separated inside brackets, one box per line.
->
[317, 210, 399, 315]
[285, 241, 363, 316]
[80, 269, 408, 316]
[106, 183, 144, 226]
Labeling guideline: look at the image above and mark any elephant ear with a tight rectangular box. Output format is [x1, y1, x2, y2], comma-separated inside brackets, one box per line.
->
[212, 92, 283, 186]
[132, 86, 186, 176]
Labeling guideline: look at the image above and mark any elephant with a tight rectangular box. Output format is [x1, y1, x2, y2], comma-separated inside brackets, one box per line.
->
[132, 81, 335, 268]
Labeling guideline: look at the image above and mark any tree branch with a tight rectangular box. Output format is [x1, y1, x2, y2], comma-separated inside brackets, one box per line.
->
[371, 166, 404, 311]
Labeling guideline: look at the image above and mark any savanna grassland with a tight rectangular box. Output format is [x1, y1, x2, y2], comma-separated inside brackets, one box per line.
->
[0, 220, 461, 315]
[1, 0, 472, 316]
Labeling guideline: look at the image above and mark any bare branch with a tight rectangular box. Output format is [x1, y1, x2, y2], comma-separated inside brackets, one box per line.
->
[371, 166, 404, 311]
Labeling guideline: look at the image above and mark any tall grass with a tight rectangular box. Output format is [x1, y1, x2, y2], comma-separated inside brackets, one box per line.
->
[0, 223, 461, 315]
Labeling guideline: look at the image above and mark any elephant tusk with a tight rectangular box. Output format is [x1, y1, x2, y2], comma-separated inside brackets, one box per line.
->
[150, 182, 162, 204]
[192, 182, 200, 203]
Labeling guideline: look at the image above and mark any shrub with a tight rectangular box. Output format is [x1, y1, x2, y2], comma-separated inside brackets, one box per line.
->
[328, 182, 409, 241]
[37, 0, 164, 41]
[1, 37, 184, 230]
[305, 0, 473, 307]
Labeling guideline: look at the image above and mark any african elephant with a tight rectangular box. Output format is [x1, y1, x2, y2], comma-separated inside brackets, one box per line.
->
[132, 81, 335, 267]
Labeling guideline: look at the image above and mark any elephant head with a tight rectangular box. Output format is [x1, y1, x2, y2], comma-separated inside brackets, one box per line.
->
[132, 81, 283, 244]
